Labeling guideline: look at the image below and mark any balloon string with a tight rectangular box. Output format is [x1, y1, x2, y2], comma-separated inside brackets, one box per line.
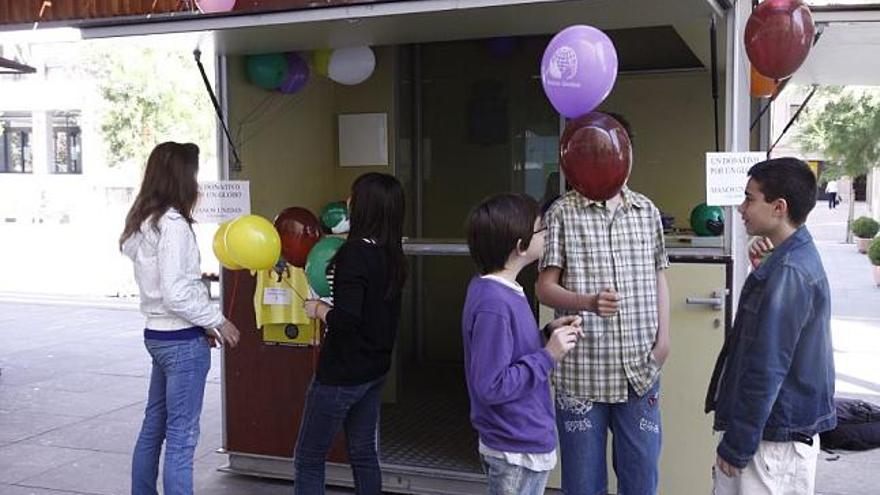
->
[225, 270, 241, 316]
[274, 272, 320, 369]
[281, 277, 309, 302]
[311, 317, 321, 373]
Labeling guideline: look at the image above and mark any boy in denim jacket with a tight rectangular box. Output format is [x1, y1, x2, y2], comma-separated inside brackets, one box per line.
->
[706, 158, 836, 495]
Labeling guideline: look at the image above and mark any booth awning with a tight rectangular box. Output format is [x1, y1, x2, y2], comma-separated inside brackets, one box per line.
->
[792, 7, 880, 85]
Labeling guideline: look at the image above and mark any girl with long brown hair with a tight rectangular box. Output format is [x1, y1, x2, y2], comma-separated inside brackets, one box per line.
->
[121, 142, 240, 495]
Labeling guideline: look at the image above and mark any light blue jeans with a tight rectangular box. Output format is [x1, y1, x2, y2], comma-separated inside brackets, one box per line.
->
[556, 380, 662, 495]
[131, 337, 211, 495]
[481, 455, 551, 495]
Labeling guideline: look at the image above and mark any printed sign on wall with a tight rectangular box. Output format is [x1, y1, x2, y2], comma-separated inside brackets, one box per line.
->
[705, 153, 766, 206]
[195, 181, 251, 223]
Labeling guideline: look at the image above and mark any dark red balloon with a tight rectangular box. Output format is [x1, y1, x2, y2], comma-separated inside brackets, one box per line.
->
[273, 207, 322, 268]
[560, 112, 632, 202]
[745, 0, 815, 80]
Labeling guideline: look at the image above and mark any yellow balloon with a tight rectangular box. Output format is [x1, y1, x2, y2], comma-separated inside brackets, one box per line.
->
[213, 221, 242, 270]
[224, 214, 282, 270]
[311, 49, 331, 78]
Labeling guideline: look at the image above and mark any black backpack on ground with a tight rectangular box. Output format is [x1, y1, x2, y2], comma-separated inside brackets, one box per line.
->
[820, 398, 880, 451]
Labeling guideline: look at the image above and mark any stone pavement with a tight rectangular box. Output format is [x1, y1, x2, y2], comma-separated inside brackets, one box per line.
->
[0, 201, 877, 495]
[0, 301, 320, 495]
[807, 201, 880, 495]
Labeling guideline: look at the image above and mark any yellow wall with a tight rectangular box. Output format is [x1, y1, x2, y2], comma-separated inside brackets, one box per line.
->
[228, 46, 395, 218]
[600, 70, 717, 225]
[227, 46, 398, 399]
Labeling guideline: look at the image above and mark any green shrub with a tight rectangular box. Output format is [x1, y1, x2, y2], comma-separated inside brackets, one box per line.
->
[852, 216, 880, 239]
[869, 237, 880, 266]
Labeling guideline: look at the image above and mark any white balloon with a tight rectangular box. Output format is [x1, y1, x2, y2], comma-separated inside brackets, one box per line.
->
[328, 46, 376, 85]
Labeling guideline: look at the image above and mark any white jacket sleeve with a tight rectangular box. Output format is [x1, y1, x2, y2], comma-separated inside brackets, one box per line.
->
[157, 217, 226, 329]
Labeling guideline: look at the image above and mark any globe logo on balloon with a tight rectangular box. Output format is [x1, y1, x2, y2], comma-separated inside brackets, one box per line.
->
[540, 25, 617, 118]
[549, 46, 578, 82]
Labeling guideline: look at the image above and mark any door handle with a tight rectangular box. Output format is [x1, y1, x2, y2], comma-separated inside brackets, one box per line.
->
[686, 290, 725, 311]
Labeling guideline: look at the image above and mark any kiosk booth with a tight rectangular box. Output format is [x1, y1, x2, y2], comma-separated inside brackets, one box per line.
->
[81, 0, 782, 493]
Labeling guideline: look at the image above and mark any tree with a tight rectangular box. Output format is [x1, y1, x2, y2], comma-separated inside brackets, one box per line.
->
[796, 87, 880, 242]
[82, 41, 215, 171]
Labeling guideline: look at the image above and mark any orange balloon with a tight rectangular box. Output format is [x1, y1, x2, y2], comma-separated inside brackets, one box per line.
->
[751, 67, 779, 98]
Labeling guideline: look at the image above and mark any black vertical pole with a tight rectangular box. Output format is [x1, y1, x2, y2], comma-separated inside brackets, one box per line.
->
[194, 48, 242, 169]
[710, 15, 721, 152]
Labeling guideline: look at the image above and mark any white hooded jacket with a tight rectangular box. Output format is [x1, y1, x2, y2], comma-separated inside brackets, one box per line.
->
[122, 208, 225, 331]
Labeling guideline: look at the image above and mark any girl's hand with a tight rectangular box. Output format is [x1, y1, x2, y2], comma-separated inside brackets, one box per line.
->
[214, 320, 240, 348]
[545, 326, 583, 362]
[548, 315, 583, 332]
[304, 300, 330, 321]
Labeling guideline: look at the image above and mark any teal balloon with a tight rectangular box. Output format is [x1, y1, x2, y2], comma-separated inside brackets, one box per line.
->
[305, 237, 345, 297]
[246, 54, 289, 90]
[320, 201, 348, 232]
[690, 203, 725, 237]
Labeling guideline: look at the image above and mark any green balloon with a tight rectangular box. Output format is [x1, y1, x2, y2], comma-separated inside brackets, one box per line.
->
[690, 203, 724, 237]
[305, 236, 345, 297]
[246, 54, 289, 90]
[320, 201, 348, 232]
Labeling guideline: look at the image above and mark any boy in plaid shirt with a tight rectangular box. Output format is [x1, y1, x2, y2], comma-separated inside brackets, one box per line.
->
[537, 114, 670, 495]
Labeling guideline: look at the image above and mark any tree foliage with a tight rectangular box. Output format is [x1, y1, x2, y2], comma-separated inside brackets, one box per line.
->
[796, 86, 880, 180]
[82, 42, 214, 170]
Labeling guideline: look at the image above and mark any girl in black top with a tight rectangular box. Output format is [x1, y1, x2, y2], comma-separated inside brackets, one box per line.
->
[297, 173, 406, 495]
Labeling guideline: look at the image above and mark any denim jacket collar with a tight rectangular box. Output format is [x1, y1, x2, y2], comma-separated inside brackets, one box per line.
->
[752, 226, 813, 281]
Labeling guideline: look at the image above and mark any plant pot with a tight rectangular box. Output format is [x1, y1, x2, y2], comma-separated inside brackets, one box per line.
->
[874, 265, 880, 287]
[857, 237, 872, 254]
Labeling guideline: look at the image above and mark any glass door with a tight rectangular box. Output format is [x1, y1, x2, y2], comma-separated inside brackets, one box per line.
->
[383, 37, 560, 475]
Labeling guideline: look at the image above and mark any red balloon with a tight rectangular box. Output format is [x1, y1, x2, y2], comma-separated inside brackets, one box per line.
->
[560, 112, 632, 202]
[273, 207, 322, 268]
[745, 0, 815, 80]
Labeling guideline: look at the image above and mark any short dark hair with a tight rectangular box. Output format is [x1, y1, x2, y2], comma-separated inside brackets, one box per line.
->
[748, 157, 817, 226]
[465, 193, 539, 275]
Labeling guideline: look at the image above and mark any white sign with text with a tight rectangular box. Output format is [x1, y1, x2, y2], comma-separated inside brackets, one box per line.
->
[194, 181, 251, 223]
[705, 153, 766, 206]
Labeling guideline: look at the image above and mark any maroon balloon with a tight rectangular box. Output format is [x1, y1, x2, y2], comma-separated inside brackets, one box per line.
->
[273, 207, 322, 268]
[560, 112, 632, 202]
[745, 0, 815, 80]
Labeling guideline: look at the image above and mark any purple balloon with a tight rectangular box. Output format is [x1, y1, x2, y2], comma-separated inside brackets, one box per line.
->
[541, 25, 618, 119]
[278, 52, 309, 94]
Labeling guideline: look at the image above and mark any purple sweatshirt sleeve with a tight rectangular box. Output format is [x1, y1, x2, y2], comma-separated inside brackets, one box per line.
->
[467, 310, 556, 406]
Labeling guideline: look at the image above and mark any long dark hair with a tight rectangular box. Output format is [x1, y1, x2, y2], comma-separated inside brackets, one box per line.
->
[347, 172, 406, 300]
[119, 142, 200, 248]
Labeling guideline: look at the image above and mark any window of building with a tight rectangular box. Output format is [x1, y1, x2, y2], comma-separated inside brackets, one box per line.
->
[52, 112, 82, 174]
[0, 113, 33, 173]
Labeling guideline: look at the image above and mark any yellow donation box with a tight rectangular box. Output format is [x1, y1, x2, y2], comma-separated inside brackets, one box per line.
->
[253, 264, 319, 346]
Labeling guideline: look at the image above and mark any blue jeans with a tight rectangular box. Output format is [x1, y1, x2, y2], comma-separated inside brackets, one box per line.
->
[131, 337, 211, 495]
[556, 380, 662, 495]
[294, 376, 386, 495]
[481, 455, 550, 495]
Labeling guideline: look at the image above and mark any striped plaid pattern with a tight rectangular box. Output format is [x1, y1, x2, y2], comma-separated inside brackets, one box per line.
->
[540, 188, 669, 403]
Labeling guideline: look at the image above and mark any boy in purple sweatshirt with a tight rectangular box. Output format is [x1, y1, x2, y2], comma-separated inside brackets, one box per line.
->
[463, 193, 583, 494]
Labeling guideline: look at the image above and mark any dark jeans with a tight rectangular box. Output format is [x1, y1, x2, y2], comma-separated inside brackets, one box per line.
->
[293, 375, 386, 495]
[828, 192, 838, 209]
